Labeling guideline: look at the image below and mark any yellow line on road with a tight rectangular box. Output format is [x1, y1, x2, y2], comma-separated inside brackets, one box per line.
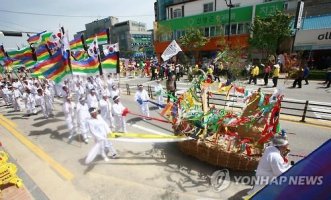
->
[0, 114, 17, 127]
[0, 117, 74, 181]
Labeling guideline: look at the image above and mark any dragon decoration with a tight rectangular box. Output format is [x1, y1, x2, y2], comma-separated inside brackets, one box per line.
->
[161, 71, 284, 159]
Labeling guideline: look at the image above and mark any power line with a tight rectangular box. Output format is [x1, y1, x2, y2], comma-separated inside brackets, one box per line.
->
[0, 9, 153, 18]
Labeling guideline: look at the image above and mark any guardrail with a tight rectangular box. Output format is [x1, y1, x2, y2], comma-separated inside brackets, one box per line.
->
[118, 84, 331, 122]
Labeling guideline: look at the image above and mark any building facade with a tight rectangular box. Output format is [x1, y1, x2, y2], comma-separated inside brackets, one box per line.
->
[84, 16, 119, 38]
[76, 17, 153, 58]
[154, 0, 298, 60]
[112, 21, 153, 58]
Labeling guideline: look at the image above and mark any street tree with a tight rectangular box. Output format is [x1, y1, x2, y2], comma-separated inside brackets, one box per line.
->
[249, 11, 292, 59]
[179, 28, 209, 65]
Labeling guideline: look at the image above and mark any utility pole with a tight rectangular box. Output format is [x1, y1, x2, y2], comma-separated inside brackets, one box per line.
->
[224, 0, 234, 43]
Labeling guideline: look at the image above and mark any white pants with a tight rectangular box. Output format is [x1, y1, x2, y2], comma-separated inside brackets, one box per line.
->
[85, 139, 117, 164]
[13, 98, 21, 111]
[156, 95, 164, 108]
[114, 115, 127, 133]
[140, 102, 149, 117]
[77, 119, 89, 139]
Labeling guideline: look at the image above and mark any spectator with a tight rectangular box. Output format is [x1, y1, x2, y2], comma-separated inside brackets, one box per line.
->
[303, 65, 310, 85]
[263, 63, 272, 86]
[272, 64, 280, 87]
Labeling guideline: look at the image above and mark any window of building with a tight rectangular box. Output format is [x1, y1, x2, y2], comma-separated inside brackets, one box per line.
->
[174, 30, 184, 39]
[173, 9, 182, 18]
[231, 24, 237, 35]
[203, 2, 213, 13]
[233, 3, 240, 7]
[237, 23, 244, 34]
[224, 24, 230, 36]
[204, 27, 210, 37]
[215, 26, 222, 36]
[210, 26, 216, 37]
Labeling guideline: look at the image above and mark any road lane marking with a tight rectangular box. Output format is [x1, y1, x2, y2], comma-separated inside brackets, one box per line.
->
[131, 124, 171, 136]
[0, 117, 74, 181]
[0, 114, 17, 127]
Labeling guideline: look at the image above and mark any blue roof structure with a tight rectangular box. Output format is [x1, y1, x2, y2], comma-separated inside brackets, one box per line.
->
[301, 14, 331, 30]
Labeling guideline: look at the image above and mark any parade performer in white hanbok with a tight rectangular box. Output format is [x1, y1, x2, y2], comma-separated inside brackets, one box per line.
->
[154, 80, 164, 109]
[23, 88, 37, 116]
[112, 96, 127, 133]
[87, 89, 99, 109]
[85, 107, 117, 164]
[134, 84, 150, 119]
[76, 97, 90, 144]
[99, 93, 114, 129]
[63, 96, 76, 140]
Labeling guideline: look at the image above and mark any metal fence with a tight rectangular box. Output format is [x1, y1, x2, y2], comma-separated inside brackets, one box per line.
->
[119, 83, 331, 122]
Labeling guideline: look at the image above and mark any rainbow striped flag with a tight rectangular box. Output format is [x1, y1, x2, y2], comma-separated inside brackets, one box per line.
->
[71, 50, 88, 61]
[31, 50, 63, 76]
[71, 56, 100, 76]
[86, 29, 108, 45]
[7, 46, 33, 61]
[32, 50, 70, 83]
[101, 52, 118, 73]
[35, 46, 51, 61]
[69, 37, 84, 50]
[23, 59, 37, 69]
[0, 45, 6, 61]
[27, 31, 46, 44]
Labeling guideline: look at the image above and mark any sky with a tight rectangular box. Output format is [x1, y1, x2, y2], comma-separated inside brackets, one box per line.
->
[0, 0, 156, 49]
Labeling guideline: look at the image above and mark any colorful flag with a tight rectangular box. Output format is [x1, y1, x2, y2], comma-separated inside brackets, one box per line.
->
[7, 46, 33, 61]
[27, 31, 47, 44]
[101, 52, 118, 73]
[32, 50, 70, 83]
[71, 56, 99, 76]
[71, 50, 88, 61]
[86, 29, 108, 45]
[31, 49, 63, 76]
[69, 37, 84, 50]
[35, 46, 51, 61]
[0, 45, 6, 62]
[23, 59, 37, 69]
[102, 43, 119, 55]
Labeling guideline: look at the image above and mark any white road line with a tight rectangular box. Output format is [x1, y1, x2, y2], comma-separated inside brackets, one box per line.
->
[310, 106, 331, 119]
[131, 124, 171, 136]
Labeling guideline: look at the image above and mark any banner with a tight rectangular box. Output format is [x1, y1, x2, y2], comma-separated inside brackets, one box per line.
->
[161, 40, 182, 61]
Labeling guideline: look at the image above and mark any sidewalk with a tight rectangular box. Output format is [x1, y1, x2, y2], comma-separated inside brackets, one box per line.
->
[0, 118, 90, 200]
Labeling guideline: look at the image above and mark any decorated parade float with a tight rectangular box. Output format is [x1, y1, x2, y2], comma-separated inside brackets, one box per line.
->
[161, 72, 283, 171]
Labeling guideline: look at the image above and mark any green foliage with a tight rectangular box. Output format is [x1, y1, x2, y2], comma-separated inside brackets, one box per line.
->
[179, 28, 209, 64]
[249, 11, 292, 58]
[179, 28, 209, 50]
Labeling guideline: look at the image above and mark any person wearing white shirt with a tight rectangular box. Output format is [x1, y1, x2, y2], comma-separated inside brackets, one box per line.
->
[75, 97, 90, 144]
[106, 74, 114, 94]
[86, 89, 99, 109]
[11, 86, 22, 111]
[24, 88, 37, 116]
[134, 84, 150, 119]
[85, 107, 117, 163]
[99, 93, 114, 129]
[63, 96, 76, 140]
[109, 84, 120, 100]
[248, 136, 291, 195]
[112, 96, 127, 133]
[73, 82, 85, 105]
[154, 80, 164, 109]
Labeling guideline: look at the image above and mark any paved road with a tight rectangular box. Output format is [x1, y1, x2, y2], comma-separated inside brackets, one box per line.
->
[1, 84, 331, 200]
